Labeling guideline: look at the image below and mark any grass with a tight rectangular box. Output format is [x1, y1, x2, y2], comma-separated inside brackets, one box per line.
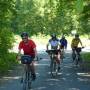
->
[81, 52, 90, 68]
[82, 52, 90, 62]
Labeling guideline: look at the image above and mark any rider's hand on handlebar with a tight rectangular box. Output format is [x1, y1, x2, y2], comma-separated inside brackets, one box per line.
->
[16, 54, 21, 60]
[82, 46, 84, 48]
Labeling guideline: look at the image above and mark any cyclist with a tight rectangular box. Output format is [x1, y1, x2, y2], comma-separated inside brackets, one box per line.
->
[17, 32, 37, 81]
[46, 34, 61, 70]
[60, 35, 67, 59]
[71, 34, 83, 60]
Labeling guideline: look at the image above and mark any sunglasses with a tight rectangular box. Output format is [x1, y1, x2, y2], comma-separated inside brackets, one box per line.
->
[22, 37, 27, 39]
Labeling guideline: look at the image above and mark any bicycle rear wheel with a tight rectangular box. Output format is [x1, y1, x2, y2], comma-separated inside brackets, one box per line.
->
[72, 53, 76, 61]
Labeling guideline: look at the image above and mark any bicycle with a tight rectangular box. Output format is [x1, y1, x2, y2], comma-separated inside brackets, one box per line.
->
[60, 48, 65, 62]
[21, 55, 34, 90]
[46, 49, 61, 77]
[72, 47, 84, 66]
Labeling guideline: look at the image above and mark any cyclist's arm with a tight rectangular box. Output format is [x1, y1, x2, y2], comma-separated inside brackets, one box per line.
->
[65, 39, 67, 49]
[79, 39, 83, 47]
[17, 42, 22, 60]
[33, 47, 37, 57]
[58, 42, 61, 50]
[71, 39, 74, 48]
[46, 42, 50, 50]
[16, 49, 22, 60]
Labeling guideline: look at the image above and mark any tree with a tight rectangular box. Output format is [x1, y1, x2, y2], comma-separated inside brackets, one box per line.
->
[0, 0, 15, 58]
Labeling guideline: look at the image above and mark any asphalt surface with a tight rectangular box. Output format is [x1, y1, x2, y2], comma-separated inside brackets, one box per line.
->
[0, 50, 90, 90]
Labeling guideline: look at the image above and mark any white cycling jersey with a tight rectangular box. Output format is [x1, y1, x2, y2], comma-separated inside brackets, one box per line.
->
[48, 39, 60, 49]
[49, 40, 59, 47]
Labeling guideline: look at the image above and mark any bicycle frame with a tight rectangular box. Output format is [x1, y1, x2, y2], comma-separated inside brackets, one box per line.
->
[50, 53, 58, 77]
[60, 48, 64, 61]
[72, 47, 82, 66]
[22, 64, 32, 90]
[46, 49, 60, 77]
[21, 55, 33, 90]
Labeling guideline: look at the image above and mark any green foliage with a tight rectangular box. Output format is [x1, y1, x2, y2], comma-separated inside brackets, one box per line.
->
[75, 0, 84, 13]
[0, 29, 14, 56]
[82, 52, 90, 62]
[79, 2, 90, 35]
[11, 0, 90, 36]
[0, 53, 18, 74]
[0, 0, 15, 73]
[0, 0, 15, 56]
[1, 0, 88, 36]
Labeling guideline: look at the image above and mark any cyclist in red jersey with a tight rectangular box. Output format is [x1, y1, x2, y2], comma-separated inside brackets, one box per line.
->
[17, 32, 37, 80]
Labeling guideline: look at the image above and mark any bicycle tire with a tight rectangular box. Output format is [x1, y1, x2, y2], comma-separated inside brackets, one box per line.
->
[72, 53, 76, 61]
[22, 72, 27, 90]
[50, 58, 58, 77]
[27, 72, 32, 89]
[22, 69, 32, 90]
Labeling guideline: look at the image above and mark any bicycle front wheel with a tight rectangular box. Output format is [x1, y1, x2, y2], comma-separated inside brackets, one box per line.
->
[27, 72, 32, 89]
[50, 59, 57, 77]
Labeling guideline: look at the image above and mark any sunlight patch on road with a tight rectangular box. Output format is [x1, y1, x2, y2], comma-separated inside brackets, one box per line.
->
[35, 63, 49, 66]
[77, 73, 90, 77]
[47, 72, 62, 76]
[2, 76, 21, 80]
[46, 78, 60, 82]
[77, 78, 89, 82]
[34, 87, 46, 90]
[69, 88, 80, 90]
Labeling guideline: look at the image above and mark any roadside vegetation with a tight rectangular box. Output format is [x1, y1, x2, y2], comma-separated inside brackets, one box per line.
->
[0, 53, 18, 74]
[82, 52, 90, 68]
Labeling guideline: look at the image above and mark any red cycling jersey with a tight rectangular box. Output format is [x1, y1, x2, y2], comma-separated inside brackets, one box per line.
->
[18, 39, 36, 57]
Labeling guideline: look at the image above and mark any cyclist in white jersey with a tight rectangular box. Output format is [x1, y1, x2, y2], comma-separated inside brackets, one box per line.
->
[46, 34, 61, 70]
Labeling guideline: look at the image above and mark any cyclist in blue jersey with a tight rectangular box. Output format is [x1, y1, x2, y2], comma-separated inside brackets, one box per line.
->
[60, 35, 67, 59]
[60, 35, 67, 50]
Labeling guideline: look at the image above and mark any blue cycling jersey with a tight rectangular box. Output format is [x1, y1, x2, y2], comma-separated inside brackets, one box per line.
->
[60, 39, 67, 47]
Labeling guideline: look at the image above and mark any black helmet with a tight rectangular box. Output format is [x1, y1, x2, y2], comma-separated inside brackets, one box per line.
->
[51, 33, 56, 38]
[62, 35, 65, 39]
[75, 34, 79, 37]
[21, 32, 28, 37]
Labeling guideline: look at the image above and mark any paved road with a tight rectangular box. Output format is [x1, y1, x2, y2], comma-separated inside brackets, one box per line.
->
[0, 50, 90, 90]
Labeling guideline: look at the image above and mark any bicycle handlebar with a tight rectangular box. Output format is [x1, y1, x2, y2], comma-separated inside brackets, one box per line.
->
[73, 47, 84, 52]
[46, 49, 60, 54]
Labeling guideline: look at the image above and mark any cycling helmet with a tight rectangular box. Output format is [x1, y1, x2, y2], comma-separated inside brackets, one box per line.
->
[21, 32, 28, 37]
[51, 33, 56, 38]
[62, 35, 65, 39]
[75, 34, 79, 37]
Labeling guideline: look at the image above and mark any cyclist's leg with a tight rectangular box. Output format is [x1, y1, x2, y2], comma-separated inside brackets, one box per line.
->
[60, 45, 64, 59]
[72, 48, 76, 61]
[29, 61, 36, 80]
[55, 54, 60, 71]
[47, 53, 52, 69]
[61, 48, 64, 62]
[76, 50, 81, 61]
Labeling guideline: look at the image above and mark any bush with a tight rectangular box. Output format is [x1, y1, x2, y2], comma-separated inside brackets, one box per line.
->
[0, 53, 18, 74]
[82, 52, 90, 62]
